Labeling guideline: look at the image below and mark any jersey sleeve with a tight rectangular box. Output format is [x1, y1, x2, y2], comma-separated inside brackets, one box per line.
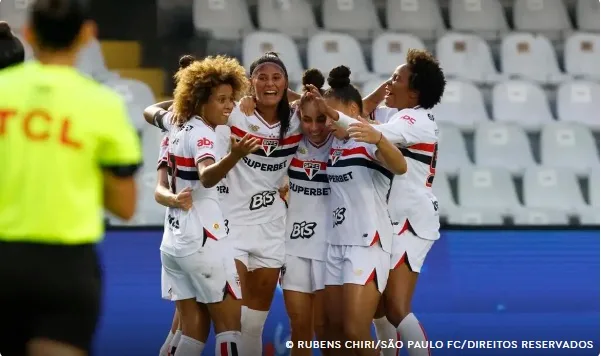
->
[374, 110, 424, 147]
[153, 109, 174, 132]
[369, 106, 397, 124]
[97, 97, 142, 177]
[157, 134, 169, 170]
[189, 127, 217, 164]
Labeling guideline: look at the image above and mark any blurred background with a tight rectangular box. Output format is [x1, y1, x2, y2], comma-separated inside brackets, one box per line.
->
[1, 0, 599, 355]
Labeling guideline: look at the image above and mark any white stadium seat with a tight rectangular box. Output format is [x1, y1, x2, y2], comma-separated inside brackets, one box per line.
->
[512, 209, 570, 225]
[523, 167, 587, 214]
[540, 122, 599, 177]
[449, 0, 508, 40]
[436, 32, 504, 84]
[492, 80, 554, 131]
[307, 32, 377, 84]
[192, 0, 254, 40]
[457, 167, 522, 214]
[0, 0, 29, 33]
[322, 0, 382, 40]
[76, 38, 120, 83]
[512, 0, 572, 40]
[385, 0, 445, 41]
[501, 32, 570, 84]
[556, 81, 600, 130]
[473, 122, 536, 175]
[447, 208, 505, 225]
[564, 33, 600, 81]
[372, 33, 425, 77]
[257, 0, 317, 40]
[589, 169, 599, 208]
[576, 0, 600, 32]
[104, 78, 155, 131]
[432, 172, 458, 217]
[579, 208, 600, 224]
[243, 32, 304, 83]
[436, 124, 472, 175]
[431, 80, 489, 131]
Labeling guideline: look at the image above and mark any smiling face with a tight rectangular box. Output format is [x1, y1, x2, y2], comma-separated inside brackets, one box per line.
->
[385, 64, 418, 109]
[252, 63, 287, 108]
[201, 84, 234, 127]
[299, 101, 329, 145]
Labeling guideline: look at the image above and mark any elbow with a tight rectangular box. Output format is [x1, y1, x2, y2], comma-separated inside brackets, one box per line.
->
[199, 174, 216, 189]
[143, 109, 154, 125]
[392, 161, 408, 175]
[117, 204, 136, 221]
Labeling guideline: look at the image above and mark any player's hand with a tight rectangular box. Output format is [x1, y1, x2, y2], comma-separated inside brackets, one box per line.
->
[348, 121, 383, 144]
[239, 96, 256, 116]
[230, 134, 261, 158]
[302, 85, 329, 114]
[175, 187, 193, 210]
[278, 183, 289, 202]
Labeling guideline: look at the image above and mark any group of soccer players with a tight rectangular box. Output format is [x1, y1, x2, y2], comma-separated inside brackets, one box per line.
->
[143, 48, 446, 356]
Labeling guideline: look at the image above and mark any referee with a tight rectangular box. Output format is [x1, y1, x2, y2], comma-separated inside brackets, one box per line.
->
[0, 1, 142, 356]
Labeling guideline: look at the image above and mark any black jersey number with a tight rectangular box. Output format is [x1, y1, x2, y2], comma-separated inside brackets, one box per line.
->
[168, 154, 178, 193]
[425, 143, 438, 188]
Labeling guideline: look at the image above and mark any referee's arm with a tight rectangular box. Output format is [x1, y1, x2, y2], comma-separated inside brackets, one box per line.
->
[99, 98, 143, 220]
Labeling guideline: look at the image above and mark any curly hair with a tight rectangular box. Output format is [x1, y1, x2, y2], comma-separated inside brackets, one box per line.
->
[406, 48, 446, 109]
[172, 55, 249, 126]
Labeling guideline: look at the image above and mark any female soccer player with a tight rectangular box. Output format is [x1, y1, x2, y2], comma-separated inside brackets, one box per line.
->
[335, 49, 447, 356]
[280, 68, 332, 356]
[304, 66, 407, 356]
[155, 55, 261, 356]
[0, 21, 25, 69]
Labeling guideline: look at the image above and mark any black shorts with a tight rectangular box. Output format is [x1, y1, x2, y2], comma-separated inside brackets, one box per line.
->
[0, 241, 102, 356]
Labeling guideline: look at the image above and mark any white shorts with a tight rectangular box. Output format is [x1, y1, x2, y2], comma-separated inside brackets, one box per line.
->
[229, 217, 286, 271]
[281, 255, 326, 293]
[161, 267, 173, 301]
[160, 238, 242, 303]
[324, 244, 390, 294]
[391, 220, 435, 273]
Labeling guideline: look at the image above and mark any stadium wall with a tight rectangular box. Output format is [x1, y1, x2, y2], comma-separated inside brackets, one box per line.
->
[95, 227, 599, 356]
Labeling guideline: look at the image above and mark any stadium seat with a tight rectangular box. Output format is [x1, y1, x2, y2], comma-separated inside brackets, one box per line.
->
[522, 167, 587, 214]
[243, 32, 304, 83]
[512, 209, 570, 225]
[576, 0, 600, 32]
[321, 0, 382, 40]
[104, 78, 155, 131]
[385, 0, 445, 41]
[437, 124, 472, 175]
[564, 33, 600, 81]
[474, 122, 535, 175]
[431, 80, 489, 131]
[579, 208, 600, 224]
[307, 32, 377, 84]
[372, 33, 425, 77]
[492, 80, 554, 131]
[192, 0, 254, 40]
[589, 169, 599, 207]
[432, 172, 457, 217]
[556, 80, 600, 130]
[447, 208, 504, 225]
[0, 0, 28, 33]
[361, 79, 383, 98]
[436, 32, 504, 84]
[540, 122, 599, 177]
[76, 39, 119, 83]
[501, 32, 569, 84]
[257, 0, 318, 40]
[448, 0, 508, 40]
[512, 0, 572, 41]
[457, 167, 522, 214]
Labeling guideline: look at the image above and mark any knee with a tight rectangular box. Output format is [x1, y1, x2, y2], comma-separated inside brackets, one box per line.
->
[289, 312, 313, 339]
[342, 321, 364, 342]
[385, 301, 411, 327]
[313, 321, 327, 342]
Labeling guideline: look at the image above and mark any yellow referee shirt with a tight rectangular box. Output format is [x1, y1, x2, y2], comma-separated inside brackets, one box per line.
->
[0, 61, 142, 244]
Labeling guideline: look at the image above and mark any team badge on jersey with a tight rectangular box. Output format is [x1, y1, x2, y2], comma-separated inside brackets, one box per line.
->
[297, 147, 307, 155]
[262, 138, 279, 156]
[330, 149, 343, 165]
[303, 161, 321, 180]
[249, 124, 260, 132]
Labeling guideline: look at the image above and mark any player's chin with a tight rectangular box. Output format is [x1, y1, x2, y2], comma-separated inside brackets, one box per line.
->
[384, 94, 394, 107]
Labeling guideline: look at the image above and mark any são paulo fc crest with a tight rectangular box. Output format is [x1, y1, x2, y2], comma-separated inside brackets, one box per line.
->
[330, 149, 343, 165]
[303, 161, 321, 180]
[262, 138, 279, 156]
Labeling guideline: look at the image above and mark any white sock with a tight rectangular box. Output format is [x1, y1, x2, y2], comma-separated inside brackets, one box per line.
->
[215, 330, 242, 355]
[397, 313, 430, 356]
[373, 317, 398, 356]
[169, 330, 182, 356]
[160, 331, 174, 356]
[173, 335, 205, 356]
[240, 306, 269, 356]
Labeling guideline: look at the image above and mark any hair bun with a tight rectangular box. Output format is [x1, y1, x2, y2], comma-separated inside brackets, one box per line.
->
[179, 54, 196, 69]
[0, 21, 13, 39]
[302, 68, 325, 90]
[327, 65, 351, 89]
[263, 51, 280, 58]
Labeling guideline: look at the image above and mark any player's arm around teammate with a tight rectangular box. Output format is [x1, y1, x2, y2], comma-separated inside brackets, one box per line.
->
[280, 69, 333, 356]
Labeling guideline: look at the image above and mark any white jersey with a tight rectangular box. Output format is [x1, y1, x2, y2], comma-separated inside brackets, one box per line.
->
[372, 106, 440, 240]
[223, 106, 301, 225]
[157, 132, 169, 169]
[160, 118, 228, 257]
[326, 130, 394, 253]
[285, 135, 333, 261]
